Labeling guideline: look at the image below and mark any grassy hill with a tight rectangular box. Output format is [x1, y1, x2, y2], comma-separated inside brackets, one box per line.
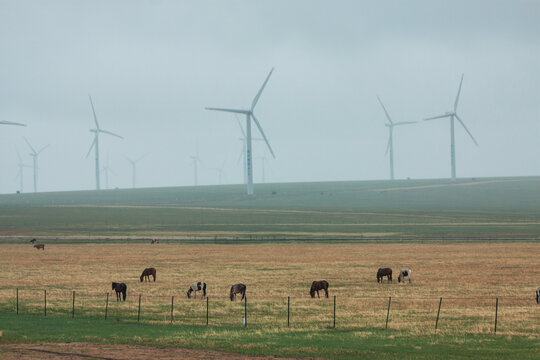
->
[0, 176, 538, 241]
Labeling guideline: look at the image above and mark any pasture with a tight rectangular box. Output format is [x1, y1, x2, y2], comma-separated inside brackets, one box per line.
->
[0, 242, 539, 358]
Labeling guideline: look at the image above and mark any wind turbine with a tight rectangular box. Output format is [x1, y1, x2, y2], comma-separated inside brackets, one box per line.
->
[86, 94, 123, 190]
[190, 147, 202, 186]
[102, 153, 116, 189]
[15, 148, 31, 193]
[424, 74, 478, 181]
[377, 96, 416, 180]
[210, 161, 226, 185]
[236, 117, 263, 184]
[206, 68, 276, 196]
[255, 156, 267, 183]
[24, 138, 49, 193]
[124, 153, 148, 189]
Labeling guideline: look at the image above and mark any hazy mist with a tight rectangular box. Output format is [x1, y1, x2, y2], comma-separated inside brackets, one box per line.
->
[0, 0, 538, 194]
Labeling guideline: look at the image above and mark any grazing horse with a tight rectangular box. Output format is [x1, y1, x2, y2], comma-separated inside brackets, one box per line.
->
[140, 267, 156, 282]
[310, 280, 329, 298]
[187, 281, 207, 299]
[112, 282, 127, 301]
[230, 283, 246, 301]
[536, 287, 540, 304]
[377, 268, 392, 283]
[150, 239, 160, 244]
[30, 238, 36, 244]
[398, 269, 412, 283]
[33, 244, 45, 250]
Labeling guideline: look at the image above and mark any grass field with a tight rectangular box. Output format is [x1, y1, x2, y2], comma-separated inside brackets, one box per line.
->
[0, 242, 539, 358]
[0, 176, 539, 240]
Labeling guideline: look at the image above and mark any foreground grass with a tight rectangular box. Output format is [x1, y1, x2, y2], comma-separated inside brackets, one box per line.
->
[1, 314, 538, 359]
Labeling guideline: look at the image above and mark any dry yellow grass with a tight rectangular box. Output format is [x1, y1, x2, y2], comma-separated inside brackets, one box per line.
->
[0, 243, 538, 336]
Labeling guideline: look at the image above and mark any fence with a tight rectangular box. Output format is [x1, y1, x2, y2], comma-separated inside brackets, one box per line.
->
[0, 288, 538, 335]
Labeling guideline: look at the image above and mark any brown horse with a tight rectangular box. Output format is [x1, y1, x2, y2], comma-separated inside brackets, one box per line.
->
[310, 280, 329, 298]
[112, 282, 127, 301]
[33, 244, 45, 250]
[140, 267, 156, 282]
[377, 268, 392, 283]
[230, 283, 246, 301]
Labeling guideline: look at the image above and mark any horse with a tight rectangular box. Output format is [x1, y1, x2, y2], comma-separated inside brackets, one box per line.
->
[150, 239, 160, 244]
[29, 238, 36, 244]
[398, 269, 412, 283]
[187, 281, 207, 299]
[140, 267, 156, 282]
[112, 282, 127, 301]
[230, 283, 246, 301]
[310, 280, 329, 298]
[33, 244, 45, 250]
[377, 268, 392, 283]
[536, 286, 540, 304]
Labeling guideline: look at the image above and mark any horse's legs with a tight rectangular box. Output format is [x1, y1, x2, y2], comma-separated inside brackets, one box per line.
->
[324, 288, 329, 298]
[317, 290, 320, 298]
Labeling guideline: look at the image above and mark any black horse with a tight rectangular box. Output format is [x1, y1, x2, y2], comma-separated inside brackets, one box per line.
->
[310, 280, 329, 298]
[230, 283, 246, 301]
[112, 282, 127, 301]
[377, 268, 393, 283]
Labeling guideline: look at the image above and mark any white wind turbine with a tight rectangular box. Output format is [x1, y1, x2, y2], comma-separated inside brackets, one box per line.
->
[255, 156, 267, 183]
[24, 138, 49, 193]
[15, 148, 31, 193]
[86, 95, 123, 190]
[210, 161, 225, 185]
[424, 74, 478, 181]
[236, 117, 263, 184]
[102, 153, 116, 190]
[377, 96, 416, 180]
[206, 69, 276, 195]
[124, 153, 148, 189]
[190, 147, 202, 186]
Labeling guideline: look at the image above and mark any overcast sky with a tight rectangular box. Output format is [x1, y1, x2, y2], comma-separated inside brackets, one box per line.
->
[0, 0, 538, 194]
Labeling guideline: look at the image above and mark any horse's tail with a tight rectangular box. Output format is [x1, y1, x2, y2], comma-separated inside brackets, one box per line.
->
[230, 286, 234, 301]
[122, 289, 126, 301]
[153, 269, 156, 282]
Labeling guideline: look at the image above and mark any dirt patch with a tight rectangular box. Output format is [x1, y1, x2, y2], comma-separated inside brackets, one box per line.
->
[0, 342, 316, 359]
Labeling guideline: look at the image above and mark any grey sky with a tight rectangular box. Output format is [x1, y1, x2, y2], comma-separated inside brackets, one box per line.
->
[0, 0, 539, 193]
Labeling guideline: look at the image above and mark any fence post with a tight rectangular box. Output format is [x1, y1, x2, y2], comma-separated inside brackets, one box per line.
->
[137, 294, 141, 322]
[333, 295, 336, 329]
[287, 296, 290, 327]
[244, 296, 247, 327]
[44, 290, 47, 317]
[105, 293, 109, 320]
[494, 297, 499, 334]
[72, 291, 75, 318]
[385, 296, 391, 329]
[435, 297, 442, 330]
[206, 297, 209, 325]
[171, 295, 174, 323]
[16, 288, 19, 315]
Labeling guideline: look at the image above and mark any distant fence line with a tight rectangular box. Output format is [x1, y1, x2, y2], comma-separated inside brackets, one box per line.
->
[2, 288, 537, 334]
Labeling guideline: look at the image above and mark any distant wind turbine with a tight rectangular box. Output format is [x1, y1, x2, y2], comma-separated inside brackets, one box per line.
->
[15, 148, 31, 193]
[206, 68, 276, 195]
[86, 94, 123, 190]
[255, 156, 267, 183]
[376, 96, 416, 180]
[190, 147, 202, 186]
[424, 74, 478, 181]
[24, 138, 49, 193]
[102, 153, 116, 189]
[124, 153, 148, 189]
[210, 161, 226, 185]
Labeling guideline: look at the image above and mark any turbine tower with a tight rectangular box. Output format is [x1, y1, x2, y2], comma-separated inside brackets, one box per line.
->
[24, 138, 49, 193]
[210, 161, 225, 185]
[124, 153, 148, 189]
[206, 68, 276, 195]
[377, 96, 416, 180]
[424, 74, 478, 181]
[15, 148, 31, 193]
[236, 117, 263, 184]
[190, 148, 202, 186]
[86, 95, 123, 190]
[102, 153, 116, 189]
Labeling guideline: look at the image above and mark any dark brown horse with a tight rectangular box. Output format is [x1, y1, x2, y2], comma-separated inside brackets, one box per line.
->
[33, 244, 45, 250]
[310, 280, 329, 298]
[30, 238, 36, 244]
[140, 267, 156, 282]
[230, 283, 246, 301]
[377, 268, 392, 283]
[150, 239, 160, 244]
[112, 282, 127, 301]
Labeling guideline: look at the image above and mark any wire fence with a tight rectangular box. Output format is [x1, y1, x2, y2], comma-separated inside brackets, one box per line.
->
[0, 288, 538, 335]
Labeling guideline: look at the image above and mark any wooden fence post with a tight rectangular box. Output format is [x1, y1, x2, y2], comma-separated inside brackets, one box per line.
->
[72, 291, 75, 318]
[287, 296, 290, 327]
[105, 293, 109, 320]
[385, 296, 391, 329]
[44, 290, 47, 317]
[206, 296, 209, 326]
[494, 297, 499, 334]
[16, 288, 18, 315]
[171, 295, 174, 323]
[435, 297, 443, 330]
[244, 296, 247, 327]
[333, 295, 336, 329]
[137, 294, 141, 322]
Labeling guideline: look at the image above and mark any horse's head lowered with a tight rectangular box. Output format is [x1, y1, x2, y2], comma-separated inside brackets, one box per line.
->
[112, 282, 118, 290]
[187, 288, 193, 298]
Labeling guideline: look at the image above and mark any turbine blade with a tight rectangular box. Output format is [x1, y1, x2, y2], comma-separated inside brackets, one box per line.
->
[251, 114, 275, 158]
[251, 68, 274, 111]
[136, 153, 149, 163]
[23, 137, 37, 154]
[237, 143, 244, 164]
[385, 134, 391, 156]
[376, 96, 393, 124]
[393, 121, 417, 126]
[205, 107, 249, 114]
[454, 74, 464, 112]
[455, 114, 478, 146]
[236, 115, 246, 137]
[424, 114, 451, 121]
[88, 94, 100, 129]
[37, 144, 50, 155]
[99, 129, 123, 139]
[86, 137, 96, 158]
[0, 120, 26, 126]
